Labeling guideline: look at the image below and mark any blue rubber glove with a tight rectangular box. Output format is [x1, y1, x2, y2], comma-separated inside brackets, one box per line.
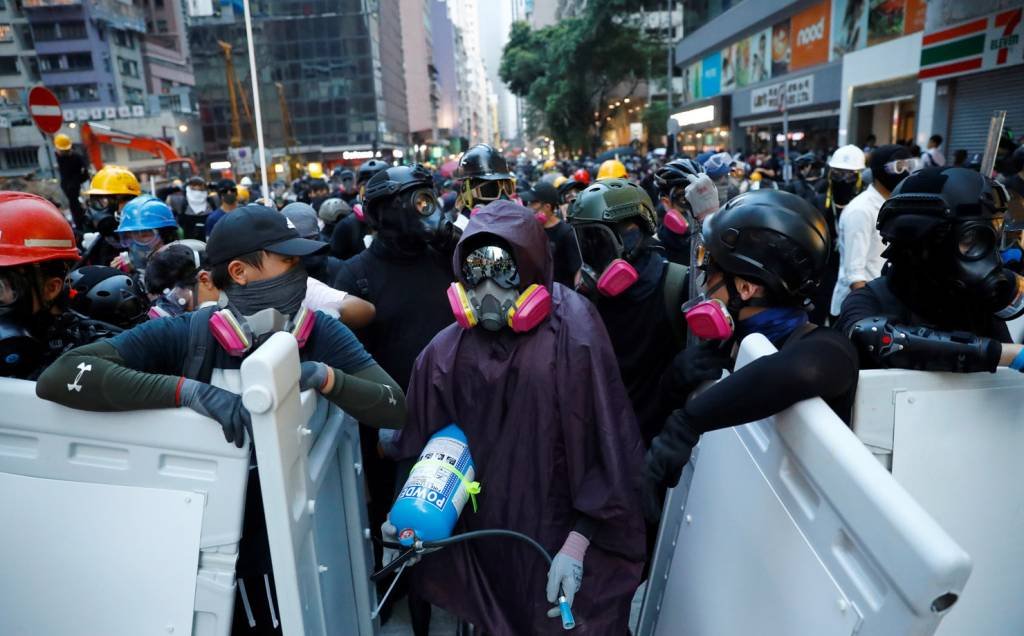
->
[179, 379, 251, 448]
[546, 531, 588, 618]
[299, 361, 332, 393]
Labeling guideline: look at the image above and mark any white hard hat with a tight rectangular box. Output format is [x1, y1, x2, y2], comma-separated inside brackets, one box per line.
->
[828, 145, 866, 171]
[239, 176, 253, 188]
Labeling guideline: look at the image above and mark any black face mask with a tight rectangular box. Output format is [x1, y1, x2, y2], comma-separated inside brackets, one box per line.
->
[829, 177, 857, 209]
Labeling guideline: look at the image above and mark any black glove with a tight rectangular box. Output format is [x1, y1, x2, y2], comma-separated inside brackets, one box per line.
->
[642, 409, 701, 525]
[663, 341, 730, 404]
[179, 379, 252, 448]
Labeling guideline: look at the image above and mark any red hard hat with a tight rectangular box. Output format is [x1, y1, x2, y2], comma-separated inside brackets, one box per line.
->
[572, 168, 591, 186]
[0, 192, 79, 267]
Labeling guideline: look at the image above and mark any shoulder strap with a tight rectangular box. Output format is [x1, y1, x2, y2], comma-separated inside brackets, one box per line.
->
[662, 261, 689, 347]
[783, 321, 818, 348]
[184, 305, 218, 384]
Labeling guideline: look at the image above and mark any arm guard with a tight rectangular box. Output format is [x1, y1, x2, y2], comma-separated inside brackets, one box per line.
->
[324, 363, 407, 430]
[848, 316, 1002, 373]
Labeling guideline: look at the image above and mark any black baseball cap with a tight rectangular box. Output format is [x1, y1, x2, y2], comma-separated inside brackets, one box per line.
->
[520, 181, 560, 206]
[214, 178, 237, 193]
[206, 204, 328, 266]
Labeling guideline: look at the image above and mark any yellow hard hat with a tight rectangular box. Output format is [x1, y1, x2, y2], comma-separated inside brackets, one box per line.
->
[750, 171, 762, 182]
[54, 133, 72, 151]
[86, 165, 141, 196]
[543, 159, 557, 171]
[553, 175, 567, 189]
[597, 159, 627, 180]
[308, 162, 324, 179]
[236, 185, 250, 203]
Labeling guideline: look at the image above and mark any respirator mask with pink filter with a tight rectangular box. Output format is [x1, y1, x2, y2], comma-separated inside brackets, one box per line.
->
[573, 223, 647, 297]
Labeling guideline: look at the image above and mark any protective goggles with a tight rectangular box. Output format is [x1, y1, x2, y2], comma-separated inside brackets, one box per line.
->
[882, 157, 923, 176]
[0, 270, 28, 306]
[119, 229, 162, 248]
[461, 244, 521, 289]
[464, 178, 514, 203]
[829, 168, 860, 183]
[573, 223, 625, 271]
[88, 196, 111, 212]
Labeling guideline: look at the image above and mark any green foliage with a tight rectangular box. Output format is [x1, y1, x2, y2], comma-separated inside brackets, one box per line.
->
[499, 3, 664, 153]
[643, 100, 669, 143]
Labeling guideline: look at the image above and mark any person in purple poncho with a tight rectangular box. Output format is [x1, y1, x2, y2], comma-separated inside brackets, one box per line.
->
[388, 200, 646, 634]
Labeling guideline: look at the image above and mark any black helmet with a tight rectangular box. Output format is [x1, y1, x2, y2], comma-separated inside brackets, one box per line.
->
[568, 178, 658, 235]
[363, 164, 435, 226]
[357, 159, 390, 185]
[66, 266, 149, 328]
[144, 240, 207, 293]
[458, 144, 513, 181]
[703, 189, 830, 298]
[654, 158, 703, 196]
[878, 167, 1010, 245]
[1009, 145, 1024, 176]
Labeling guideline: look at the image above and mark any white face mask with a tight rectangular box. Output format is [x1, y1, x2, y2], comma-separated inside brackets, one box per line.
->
[186, 189, 207, 212]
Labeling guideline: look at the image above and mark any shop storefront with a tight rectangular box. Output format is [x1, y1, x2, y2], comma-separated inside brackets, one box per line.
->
[917, 3, 1024, 159]
[670, 96, 731, 156]
[732, 64, 841, 155]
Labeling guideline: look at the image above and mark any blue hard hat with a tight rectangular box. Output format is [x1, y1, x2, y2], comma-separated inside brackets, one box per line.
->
[703, 152, 734, 179]
[696, 151, 715, 165]
[117, 195, 178, 232]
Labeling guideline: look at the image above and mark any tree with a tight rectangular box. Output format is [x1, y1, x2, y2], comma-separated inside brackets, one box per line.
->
[499, 2, 664, 154]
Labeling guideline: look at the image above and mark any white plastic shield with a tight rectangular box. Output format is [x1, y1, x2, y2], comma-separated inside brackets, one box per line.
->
[638, 334, 972, 636]
[240, 332, 376, 636]
[853, 368, 1024, 635]
[0, 377, 250, 636]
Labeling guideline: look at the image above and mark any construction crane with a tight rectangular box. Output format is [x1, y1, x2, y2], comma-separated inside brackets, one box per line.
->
[218, 39, 243, 148]
[275, 81, 298, 181]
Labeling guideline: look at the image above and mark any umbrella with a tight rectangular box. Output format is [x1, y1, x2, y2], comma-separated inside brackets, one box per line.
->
[440, 160, 459, 178]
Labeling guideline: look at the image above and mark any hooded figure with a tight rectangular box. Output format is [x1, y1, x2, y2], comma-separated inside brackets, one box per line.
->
[393, 200, 645, 634]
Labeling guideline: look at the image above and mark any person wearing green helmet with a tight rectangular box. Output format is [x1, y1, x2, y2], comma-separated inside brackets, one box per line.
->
[567, 178, 689, 446]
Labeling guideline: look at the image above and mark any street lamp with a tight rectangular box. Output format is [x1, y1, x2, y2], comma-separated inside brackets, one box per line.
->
[178, 123, 188, 133]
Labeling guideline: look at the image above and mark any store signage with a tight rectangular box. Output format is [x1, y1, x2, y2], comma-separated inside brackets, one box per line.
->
[701, 51, 721, 97]
[671, 105, 716, 127]
[750, 75, 815, 114]
[791, 0, 831, 70]
[62, 105, 147, 122]
[342, 150, 376, 160]
[919, 7, 1023, 79]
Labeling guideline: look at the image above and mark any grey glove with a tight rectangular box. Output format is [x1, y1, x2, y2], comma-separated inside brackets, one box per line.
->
[299, 361, 332, 393]
[382, 519, 420, 568]
[179, 379, 251, 448]
[545, 531, 588, 618]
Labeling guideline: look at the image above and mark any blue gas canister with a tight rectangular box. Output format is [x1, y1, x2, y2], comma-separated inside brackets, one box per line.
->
[389, 424, 479, 547]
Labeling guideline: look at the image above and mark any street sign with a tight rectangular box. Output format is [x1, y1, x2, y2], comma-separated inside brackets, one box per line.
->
[28, 86, 63, 135]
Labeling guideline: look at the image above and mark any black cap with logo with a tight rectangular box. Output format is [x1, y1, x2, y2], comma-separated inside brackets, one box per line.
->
[206, 203, 328, 265]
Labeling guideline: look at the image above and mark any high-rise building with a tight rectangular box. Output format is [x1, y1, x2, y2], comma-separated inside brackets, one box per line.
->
[186, 0, 410, 174]
[447, 0, 493, 146]
[399, 0, 437, 144]
[478, 0, 526, 145]
[139, 0, 195, 109]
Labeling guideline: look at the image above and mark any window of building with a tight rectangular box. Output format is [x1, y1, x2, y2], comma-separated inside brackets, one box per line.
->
[0, 87, 23, 105]
[0, 56, 18, 75]
[0, 24, 12, 43]
[113, 29, 134, 49]
[30, 23, 56, 41]
[154, 0, 165, 7]
[124, 86, 144, 105]
[53, 84, 99, 103]
[156, 20, 168, 33]
[67, 53, 92, 70]
[4, 147, 38, 170]
[118, 57, 139, 78]
[59, 21, 87, 40]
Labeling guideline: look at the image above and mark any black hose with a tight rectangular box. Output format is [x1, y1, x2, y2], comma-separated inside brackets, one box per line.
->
[371, 528, 554, 582]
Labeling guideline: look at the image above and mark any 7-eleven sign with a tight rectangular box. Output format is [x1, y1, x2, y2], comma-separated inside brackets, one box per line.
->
[919, 7, 1023, 80]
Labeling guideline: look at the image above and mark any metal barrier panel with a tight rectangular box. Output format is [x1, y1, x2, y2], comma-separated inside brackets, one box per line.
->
[0, 377, 250, 636]
[854, 368, 1024, 636]
[240, 332, 377, 636]
[638, 334, 972, 636]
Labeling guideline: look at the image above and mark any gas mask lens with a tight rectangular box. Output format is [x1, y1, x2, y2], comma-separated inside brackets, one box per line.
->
[957, 224, 996, 260]
[409, 189, 440, 217]
[0, 272, 22, 306]
[461, 245, 521, 289]
[830, 169, 859, 184]
[573, 223, 623, 271]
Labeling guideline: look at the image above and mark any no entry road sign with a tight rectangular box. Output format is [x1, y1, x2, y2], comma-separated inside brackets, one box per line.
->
[28, 86, 63, 135]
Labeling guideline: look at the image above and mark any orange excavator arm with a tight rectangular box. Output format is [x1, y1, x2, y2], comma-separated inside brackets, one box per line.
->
[80, 122, 197, 180]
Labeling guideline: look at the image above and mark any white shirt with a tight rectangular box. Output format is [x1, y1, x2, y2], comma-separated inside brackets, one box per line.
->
[921, 147, 946, 167]
[831, 184, 887, 316]
[304, 277, 348, 319]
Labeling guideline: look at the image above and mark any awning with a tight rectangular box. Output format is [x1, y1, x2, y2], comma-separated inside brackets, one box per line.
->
[736, 108, 840, 128]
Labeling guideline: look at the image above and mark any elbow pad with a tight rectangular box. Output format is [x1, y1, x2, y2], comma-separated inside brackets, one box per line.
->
[848, 317, 1001, 373]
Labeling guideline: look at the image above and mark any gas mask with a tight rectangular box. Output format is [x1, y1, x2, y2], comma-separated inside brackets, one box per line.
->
[662, 189, 692, 236]
[447, 244, 551, 333]
[148, 284, 196, 319]
[947, 220, 1024, 320]
[0, 316, 42, 378]
[120, 229, 164, 271]
[0, 268, 34, 322]
[376, 189, 447, 254]
[573, 223, 642, 297]
[209, 293, 316, 356]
